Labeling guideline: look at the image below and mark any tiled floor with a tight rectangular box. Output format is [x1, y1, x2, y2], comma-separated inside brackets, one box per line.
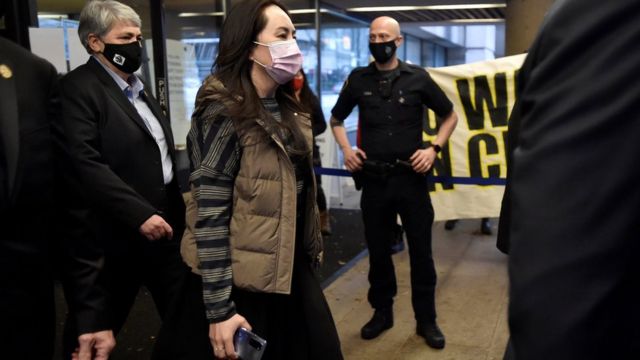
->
[324, 219, 510, 360]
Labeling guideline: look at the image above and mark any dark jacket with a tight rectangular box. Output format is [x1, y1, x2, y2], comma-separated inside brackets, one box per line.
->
[59, 57, 185, 332]
[0, 36, 59, 359]
[499, 1, 640, 358]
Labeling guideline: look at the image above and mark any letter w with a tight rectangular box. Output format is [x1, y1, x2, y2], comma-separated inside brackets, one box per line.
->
[456, 74, 508, 130]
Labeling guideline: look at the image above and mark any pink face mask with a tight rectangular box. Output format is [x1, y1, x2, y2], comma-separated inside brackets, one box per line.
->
[253, 39, 303, 84]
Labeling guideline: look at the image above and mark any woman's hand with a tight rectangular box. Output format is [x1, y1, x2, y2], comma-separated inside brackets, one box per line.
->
[210, 314, 252, 359]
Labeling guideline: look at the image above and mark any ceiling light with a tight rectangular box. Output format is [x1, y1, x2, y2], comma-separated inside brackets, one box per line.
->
[289, 8, 329, 14]
[38, 13, 69, 19]
[178, 12, 224, 17]
[293, 22, 315, 27]
[290, 9, 315, 14]
[346, 4, 506, 12]
[182, 38, 219, 44]
[449, 18, 505, 23]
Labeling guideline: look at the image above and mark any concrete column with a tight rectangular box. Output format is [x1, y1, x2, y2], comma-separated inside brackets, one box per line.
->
[505, 0, 556, 55]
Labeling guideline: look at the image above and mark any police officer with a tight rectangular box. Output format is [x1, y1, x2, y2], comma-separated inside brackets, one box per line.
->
[330, 16, 457, 349]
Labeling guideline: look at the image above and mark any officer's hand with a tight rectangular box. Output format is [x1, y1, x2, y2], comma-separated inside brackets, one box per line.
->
[410, 148, 436, 174]
[139, 214, 173, 241]
[343, 147, 366, 172]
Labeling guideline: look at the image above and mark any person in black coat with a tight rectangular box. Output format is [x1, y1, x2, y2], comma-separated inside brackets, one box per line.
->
[0, 34, 61, 360]
[58, 1, 198, 358]
[0, 34, 115, 359]
[498, 0, 640, 358]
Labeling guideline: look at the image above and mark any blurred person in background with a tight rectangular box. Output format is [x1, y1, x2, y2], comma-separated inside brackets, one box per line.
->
[498, 0, 640, 358]
[0, 30, 115, 359]
[0, 33, 65, 360]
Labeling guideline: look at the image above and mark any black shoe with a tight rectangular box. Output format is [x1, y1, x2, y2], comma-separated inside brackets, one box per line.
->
[416, 322, 445, 349]
[480, 218, 492, 235]
[444, 219, 458, 230]
[361, 308, 393, 340]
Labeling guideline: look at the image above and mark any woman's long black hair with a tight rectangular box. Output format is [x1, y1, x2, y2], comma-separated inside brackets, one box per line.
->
[211, 0, 307, 154]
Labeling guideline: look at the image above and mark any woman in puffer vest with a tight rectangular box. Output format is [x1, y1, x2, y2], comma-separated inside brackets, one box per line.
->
[183, 1, 343, 359]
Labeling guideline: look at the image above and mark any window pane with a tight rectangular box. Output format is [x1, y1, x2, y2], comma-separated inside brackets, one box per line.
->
[405, 34, 421, 65]
[319, 12, 368, 135]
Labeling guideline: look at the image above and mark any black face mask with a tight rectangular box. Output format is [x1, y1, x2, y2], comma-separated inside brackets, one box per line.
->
[103, 41, 142, 74]
[369, 40, 397, 64]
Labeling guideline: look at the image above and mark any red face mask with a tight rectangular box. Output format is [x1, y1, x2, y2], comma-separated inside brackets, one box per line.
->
[292, 77, 304, 91]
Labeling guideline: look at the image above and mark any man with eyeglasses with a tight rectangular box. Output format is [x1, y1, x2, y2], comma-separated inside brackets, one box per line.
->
[330, 16, 458, 349]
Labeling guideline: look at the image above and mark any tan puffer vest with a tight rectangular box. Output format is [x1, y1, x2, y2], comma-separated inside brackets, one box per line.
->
[229, 111, 323, 293]
[181, 82, 322, 294]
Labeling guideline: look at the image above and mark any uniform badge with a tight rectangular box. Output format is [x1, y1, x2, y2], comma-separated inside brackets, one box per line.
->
[0, 64, 13, 79]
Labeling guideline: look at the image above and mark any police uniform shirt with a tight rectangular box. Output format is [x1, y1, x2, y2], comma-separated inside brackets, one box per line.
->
[331, 61, 453, 161]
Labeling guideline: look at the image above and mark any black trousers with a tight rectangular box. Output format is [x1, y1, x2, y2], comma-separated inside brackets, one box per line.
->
[360, 171, 437, 323]
[152, 271, 214, 360]
[62, 236, 193, 358]
[63, 239, 213, 360]
[105, 240, 189, 332]
[164, 259, 344, 360]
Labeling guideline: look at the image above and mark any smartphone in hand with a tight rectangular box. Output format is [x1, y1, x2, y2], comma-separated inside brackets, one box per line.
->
[234, 327, 267, 360]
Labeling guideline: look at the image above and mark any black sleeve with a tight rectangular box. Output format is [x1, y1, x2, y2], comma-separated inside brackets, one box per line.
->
[54, 73, 110, 334]
[311, 97, 327, 136]
[421, 70, 453, 118]
[58, 200, 111, 334]
[331, 73, 358, 122]
[505, 1, 640, 358]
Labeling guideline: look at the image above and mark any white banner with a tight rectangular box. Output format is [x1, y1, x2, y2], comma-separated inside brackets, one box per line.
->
[425, 54, 526, 221]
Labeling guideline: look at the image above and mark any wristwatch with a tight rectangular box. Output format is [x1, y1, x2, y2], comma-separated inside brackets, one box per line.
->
[430, 143, 442, 153]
